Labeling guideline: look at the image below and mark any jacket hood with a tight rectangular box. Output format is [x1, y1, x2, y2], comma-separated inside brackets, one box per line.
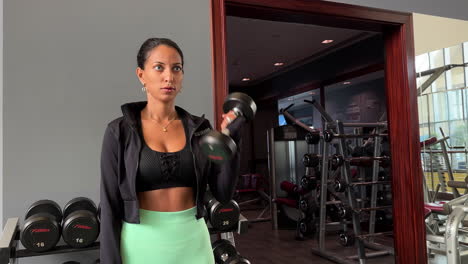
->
[120, 101, 207, 129]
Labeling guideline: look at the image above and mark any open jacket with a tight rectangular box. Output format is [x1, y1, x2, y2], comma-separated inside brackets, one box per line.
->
[99, 101, 242, 264]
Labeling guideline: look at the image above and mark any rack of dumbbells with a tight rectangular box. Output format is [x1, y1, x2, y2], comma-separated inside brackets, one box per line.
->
[0, 197, 101, 264]
[0, 193, 251, 264]
[279, 99, 394, 264]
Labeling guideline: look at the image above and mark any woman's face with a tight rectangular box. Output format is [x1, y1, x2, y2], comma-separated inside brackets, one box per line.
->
[137, 44, 184, 103]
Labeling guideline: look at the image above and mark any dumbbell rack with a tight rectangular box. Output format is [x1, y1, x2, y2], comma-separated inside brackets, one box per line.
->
[303, 99, 393, 264]
[0, 214, 249, 264]
[0, 217, 99, 264]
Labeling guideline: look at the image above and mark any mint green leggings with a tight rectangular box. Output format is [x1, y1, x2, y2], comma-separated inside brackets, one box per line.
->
[120, 207, 215, 264]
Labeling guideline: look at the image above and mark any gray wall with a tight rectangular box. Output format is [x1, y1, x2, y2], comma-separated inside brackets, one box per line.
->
[327, 0, 468, 20]
[3, 0, 212, 263]
[2, 0, 467, 263]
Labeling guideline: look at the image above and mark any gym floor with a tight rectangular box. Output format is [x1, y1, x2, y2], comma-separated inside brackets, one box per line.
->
[234, 210, 396, 264]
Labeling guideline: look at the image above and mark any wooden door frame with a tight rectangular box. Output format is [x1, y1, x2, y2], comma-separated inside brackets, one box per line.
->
[210, 0, 425, 263]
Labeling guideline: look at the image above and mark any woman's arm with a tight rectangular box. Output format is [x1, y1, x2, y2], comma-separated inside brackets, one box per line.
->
[207, 116, 245, 204]
[99, 125, 124, 264]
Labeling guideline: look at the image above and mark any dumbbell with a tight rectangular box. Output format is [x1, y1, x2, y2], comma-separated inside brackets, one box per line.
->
[377, 191, 392, 205]
[212, 239, 251, 264]
[323, 130, 387, 142]
[200, 92, 256, 163]
[334, 179, 346, 192]
[204, 191, 240, 231]
[338, 231, 355, 247]
[335, 203, 352, 220]
[300, 175, 317, 191]
[305, 132, 320, 145]
[303, 153, 320, 168]
[62, 197, 99, 248]
[298, 217, 316, 236]
[21, 200, 62, 252]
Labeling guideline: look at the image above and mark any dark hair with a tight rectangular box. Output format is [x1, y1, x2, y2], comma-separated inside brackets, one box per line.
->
[137, 38, 184, 69]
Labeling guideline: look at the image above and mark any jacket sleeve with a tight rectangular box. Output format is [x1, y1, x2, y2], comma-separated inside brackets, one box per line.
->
[207, 116, 245, 204]
[99, 125, 123, 264]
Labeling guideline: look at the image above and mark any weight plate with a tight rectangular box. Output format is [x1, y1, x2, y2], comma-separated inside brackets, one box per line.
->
[200, 131, 237, 164]
[62, 210, 99, 248]
[25, 200, 62, 223]
[63, 197, 97, 220]
[21, 213, 60, 252]
[209, 200, 240, 231]
[212, 239, 238, 263]
[223, 92, 257, 121]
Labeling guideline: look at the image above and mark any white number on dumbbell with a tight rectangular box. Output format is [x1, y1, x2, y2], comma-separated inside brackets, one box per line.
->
[35, 242, 45, 247]
[75, 238, 84, 243]
[222, 220, 230, 226]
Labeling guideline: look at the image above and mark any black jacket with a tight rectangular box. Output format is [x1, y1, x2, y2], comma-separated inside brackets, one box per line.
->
[99, 101, 241, 264]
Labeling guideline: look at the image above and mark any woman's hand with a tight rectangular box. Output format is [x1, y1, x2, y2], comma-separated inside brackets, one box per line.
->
[220, 110, 237, 131]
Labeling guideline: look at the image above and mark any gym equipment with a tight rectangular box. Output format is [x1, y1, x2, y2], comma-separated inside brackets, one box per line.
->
[303, 153, 320, 167]
[339, 231, 355, 247]
[20, 200, 63, 252]
[62, 197, 99, 248]
[204, 191, 240, 231]
[284, 99, 393, 263]
[300, 175, 317, 191]
[305, 132, 320, 145]
[212, 239, 251, 264]
[334, 179, 346, 193]
[322, 130, 388, 142]
[200, 92, 256, 163]
[330, 154, 390, 168]
[298, 217, 316, 236]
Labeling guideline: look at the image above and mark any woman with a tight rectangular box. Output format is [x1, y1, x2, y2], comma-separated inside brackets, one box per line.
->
[99, 38, 243, 264]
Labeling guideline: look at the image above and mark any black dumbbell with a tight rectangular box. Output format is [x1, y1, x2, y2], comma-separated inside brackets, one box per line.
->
[377, 191, 392, 205]
[299, 199, 309, 213]
[303, 153, 320, 168]
[21, 200, 62, 252]
[204, 192, 240, 231]
[200, 92, 256, 163]
[335, 203, 352, 220]
[339, 231, 355, 246]
[62, 197, 99, 248]
[300, 175, 316, 191]
[298, 217, 316, 236]
[212, 239, 251, 264]
[305, 132, 320, 145]
[334, 179, 346, 193]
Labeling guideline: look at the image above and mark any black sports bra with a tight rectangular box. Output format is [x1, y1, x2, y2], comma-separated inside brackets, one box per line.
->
[136, 117, 196, 193]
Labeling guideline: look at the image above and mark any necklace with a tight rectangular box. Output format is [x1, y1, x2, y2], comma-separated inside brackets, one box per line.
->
[148, 112, 177, 132]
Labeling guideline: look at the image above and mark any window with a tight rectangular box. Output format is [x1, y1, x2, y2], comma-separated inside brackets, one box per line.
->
[445, 45, 465, 89]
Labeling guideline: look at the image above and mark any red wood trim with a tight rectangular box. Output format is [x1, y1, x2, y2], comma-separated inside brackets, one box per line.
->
[226, 0, 409, 25]
[210, 0, 229, 129]
[384, 16, 426, 263]
[211, 1, 426, 263]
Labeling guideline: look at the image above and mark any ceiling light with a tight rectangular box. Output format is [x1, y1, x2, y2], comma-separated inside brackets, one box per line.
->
[274, 62, 284, 66]
[242, 78, 251, 82]
[322, 40, 334, 44]
[287, 98, 293, 101]
[309, 92, 315, 95]
[343, 81, 351, 85]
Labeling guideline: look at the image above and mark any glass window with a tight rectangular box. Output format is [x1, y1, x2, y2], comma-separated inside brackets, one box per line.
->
[445, 45, 465, 89]
[431, 122, 449, 140]
[430, 49, 446, 92]
[432, 93, 448, 122]
[419, 123, 429, 141]
[448, 90, 463, 120]
[418, 95, 429, 124]
[416, 53, 430, 72]
[449, 120, 466, 147]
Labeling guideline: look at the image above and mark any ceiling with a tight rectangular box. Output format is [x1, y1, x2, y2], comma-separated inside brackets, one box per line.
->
[226, 16, 377, 87]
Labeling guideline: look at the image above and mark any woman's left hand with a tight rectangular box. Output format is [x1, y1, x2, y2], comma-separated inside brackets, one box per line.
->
[220, 110, 237, 131]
